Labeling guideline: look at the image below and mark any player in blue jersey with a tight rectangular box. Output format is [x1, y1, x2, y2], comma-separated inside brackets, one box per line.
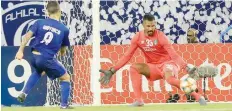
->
[15, 1, 71, 109]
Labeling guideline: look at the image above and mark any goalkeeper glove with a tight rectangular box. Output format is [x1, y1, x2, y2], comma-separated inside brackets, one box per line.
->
[99, 68, 116, 85]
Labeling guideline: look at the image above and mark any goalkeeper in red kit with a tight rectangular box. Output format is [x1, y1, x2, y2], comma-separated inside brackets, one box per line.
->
[99, 14, 207, 106]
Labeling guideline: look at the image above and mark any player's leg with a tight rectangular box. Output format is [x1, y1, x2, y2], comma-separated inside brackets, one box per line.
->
[59, 73, 71, 109]
[162, 62, 206, 105]
[130, 63, 162, 106]
[17, 54, 46, 103]
[130, 63, 148, 103]
[22, 71, 46, 94]
[17, 71, 45, 103]
[45, 59, 71, 109]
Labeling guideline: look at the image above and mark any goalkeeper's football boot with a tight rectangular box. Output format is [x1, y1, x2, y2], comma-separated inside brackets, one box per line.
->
[17, 93, 26, 103]
[167, 94, 180, 103]
[198, 96, 207, 105]
[130, 100, 144, 107]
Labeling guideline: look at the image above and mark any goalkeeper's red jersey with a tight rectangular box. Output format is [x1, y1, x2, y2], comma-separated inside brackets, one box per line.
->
[113, 29, 187, 71]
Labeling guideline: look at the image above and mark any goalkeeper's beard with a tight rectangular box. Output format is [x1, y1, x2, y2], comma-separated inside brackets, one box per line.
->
[148, 30, 154, 36]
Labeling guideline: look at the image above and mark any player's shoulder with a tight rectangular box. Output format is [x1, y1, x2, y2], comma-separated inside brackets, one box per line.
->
[155, 29, 170, 44]
[132, 30, 147, 40]
[58, 22, 69, 32]
[155, 29, 165, 36]
[154, 29, 167, 39]
[36, 19, 50, 24]
[135, 31, 142, 36]
[130, 31, 141, 43]
[44, 19, 68, 28]
[63, 25, 69, 32]
[134, 30, 146, 38]
[32, 19, 43, 25]
[34, 19, 53, 26]
[133, 31, 142, 39]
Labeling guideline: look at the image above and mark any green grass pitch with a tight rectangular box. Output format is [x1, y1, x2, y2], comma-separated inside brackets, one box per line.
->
[2, 103, 232, 111]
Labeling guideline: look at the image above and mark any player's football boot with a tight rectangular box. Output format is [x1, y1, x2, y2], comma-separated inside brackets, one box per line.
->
[60, 105, 74, 109]
[130, 100, 144, 107]
[17, 93, 26, 103]
[198, 96, 207, 105]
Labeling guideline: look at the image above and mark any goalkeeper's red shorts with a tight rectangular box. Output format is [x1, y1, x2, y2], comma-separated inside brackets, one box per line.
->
[146, 60, 180, 81]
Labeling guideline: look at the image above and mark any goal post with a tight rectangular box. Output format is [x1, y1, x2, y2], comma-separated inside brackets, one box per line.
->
[91, 0, 101, 106]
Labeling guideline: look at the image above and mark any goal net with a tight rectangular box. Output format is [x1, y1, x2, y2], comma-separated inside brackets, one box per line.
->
[46, 0, 232, 106]
[45, 0, 93, 106]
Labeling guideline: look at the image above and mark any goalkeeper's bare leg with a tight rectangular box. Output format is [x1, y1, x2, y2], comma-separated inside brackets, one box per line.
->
[130, 63, 163, 107]
[162, 63, 207, 105]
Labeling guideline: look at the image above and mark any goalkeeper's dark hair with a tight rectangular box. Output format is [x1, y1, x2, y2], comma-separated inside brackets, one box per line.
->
[143, 14, 155, 21]
[46, 1, 60, 14]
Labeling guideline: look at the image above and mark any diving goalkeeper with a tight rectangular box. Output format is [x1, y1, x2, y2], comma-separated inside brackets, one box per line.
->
[99, 14, 208, 106]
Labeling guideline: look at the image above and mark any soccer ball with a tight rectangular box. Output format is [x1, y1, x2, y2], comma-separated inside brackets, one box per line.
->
[180, 77, 197, 94]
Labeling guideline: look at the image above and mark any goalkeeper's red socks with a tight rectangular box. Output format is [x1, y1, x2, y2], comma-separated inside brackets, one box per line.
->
[23, 71, 41, 95]
[130, 66, 143, 102]
[166, 76, 200, 101]
[60, 81, 71, 106]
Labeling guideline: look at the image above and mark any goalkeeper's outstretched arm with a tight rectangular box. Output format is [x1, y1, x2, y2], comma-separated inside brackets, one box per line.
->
[112, 35, 139, 71]
[99, 33, 139, 84]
